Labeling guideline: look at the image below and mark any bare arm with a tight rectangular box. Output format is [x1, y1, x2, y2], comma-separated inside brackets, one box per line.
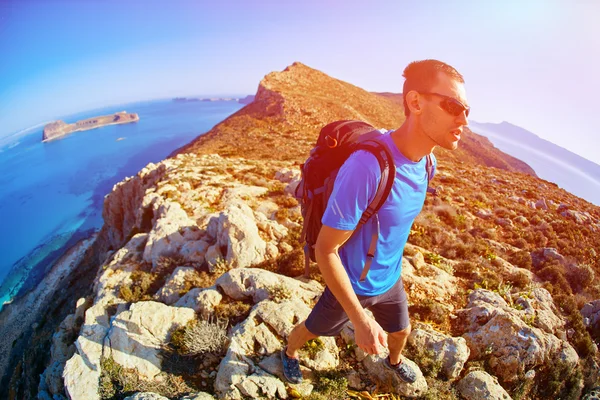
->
[315, 225, 388, 355]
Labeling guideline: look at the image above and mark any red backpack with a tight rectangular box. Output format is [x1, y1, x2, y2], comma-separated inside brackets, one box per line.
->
[295, 120, 433, 279]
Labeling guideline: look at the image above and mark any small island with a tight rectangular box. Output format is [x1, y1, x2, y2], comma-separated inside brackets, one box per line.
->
[42, 111, 139, 142]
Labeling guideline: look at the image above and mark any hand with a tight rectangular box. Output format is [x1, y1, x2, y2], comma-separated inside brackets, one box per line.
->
[353, 314, 388, 355]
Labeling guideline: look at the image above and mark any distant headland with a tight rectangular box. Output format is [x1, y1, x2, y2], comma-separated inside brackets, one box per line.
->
[172, 95, 255, 104]
[42, 111, 139, 142]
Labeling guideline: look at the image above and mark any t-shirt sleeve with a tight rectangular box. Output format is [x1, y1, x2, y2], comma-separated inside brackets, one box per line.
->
[322, 150, 381, 231]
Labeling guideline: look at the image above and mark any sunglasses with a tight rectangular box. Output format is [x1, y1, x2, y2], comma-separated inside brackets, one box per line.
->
[420, 92, 470, 118]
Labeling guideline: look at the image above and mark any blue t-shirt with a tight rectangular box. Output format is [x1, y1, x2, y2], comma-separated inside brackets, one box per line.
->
[321, 132, 436, 296]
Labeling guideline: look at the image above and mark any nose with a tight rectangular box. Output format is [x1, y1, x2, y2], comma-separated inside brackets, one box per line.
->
[456, 110, 468, 126]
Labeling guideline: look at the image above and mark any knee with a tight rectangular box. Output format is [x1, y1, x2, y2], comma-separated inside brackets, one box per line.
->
[389, 324, 411, 339]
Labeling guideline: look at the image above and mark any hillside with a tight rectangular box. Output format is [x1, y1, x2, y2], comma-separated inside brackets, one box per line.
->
[173, 62, 536, 177]
[3, 62, 600, 400]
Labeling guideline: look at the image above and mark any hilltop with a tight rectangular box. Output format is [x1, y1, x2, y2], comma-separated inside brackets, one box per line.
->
[173, 62, 535, 176]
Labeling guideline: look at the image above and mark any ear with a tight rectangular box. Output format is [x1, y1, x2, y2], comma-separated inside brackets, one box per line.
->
[406, 90, 422, 115]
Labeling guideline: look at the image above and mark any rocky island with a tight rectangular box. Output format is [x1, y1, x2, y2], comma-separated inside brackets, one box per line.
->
[42, 111, 139, 142]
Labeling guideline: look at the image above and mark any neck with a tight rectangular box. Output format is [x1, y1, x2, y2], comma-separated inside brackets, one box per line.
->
[390, 120, 436, 162]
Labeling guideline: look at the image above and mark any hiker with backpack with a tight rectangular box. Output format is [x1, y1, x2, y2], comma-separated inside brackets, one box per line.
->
[282, 59, 469, 384]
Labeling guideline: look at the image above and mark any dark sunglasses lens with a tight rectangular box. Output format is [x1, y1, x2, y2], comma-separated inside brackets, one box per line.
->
[442, 99, 469, 117]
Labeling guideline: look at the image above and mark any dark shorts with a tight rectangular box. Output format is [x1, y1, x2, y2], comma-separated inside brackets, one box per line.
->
[305, 278, 409, 337]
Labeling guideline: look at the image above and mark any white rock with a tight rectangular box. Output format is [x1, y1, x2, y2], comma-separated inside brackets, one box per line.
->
[211, 202, 267, 268]
[63, 353, 101, 400]
[216, 268, 322, 305]
[457, 370, 511, 400]
[154, 267, 201, 305]
[143, 202, 195, 269]
[180, 239, 210, 265]
[175, 286, 223, 318]
[105, 301, 196, 379]
[408, 324, 470, 380]
[123, 393, 169, 400]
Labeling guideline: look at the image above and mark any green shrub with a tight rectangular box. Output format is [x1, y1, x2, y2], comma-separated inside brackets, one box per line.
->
[301, 338, 325, 359]
[507, 250, 532, 270]
[171, 318, 229, 356]
[410, 299, 448, 326]
[214, 300, 252, 327]
[267, 283, 293, 302]
[454, 261, 478, 279]
[555, 294, 595, 358]
[119, 270, 156, 303]
[306, 370, 348, 400]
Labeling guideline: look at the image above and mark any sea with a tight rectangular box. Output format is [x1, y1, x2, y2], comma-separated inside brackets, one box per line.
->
[0, 99, 244, 311]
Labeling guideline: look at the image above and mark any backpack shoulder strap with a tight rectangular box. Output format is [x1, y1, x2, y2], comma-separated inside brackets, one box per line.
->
[353, 136, 396, 228]
[425, 154, 437, 195]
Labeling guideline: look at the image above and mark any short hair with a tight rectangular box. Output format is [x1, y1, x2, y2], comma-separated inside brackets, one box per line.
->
[402, 59, 464, 117]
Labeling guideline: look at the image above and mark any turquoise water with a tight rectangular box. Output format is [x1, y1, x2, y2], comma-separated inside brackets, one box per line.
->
[0, 99, 243, 309]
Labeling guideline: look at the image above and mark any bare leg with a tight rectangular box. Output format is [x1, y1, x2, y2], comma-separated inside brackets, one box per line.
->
[387, 324, 411, 364]
[286, 321, 318, 358]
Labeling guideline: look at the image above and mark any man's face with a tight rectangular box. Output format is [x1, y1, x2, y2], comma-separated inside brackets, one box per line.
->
[418, 72, 469, 150]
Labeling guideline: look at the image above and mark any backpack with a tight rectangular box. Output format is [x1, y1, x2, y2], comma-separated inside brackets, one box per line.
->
[294, 120, 434, 280]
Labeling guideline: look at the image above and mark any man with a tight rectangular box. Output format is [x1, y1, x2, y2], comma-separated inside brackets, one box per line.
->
[281, 59, 469, 384]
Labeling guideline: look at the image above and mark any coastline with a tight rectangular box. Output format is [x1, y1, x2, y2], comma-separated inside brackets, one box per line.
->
[0, 234, 97, 385]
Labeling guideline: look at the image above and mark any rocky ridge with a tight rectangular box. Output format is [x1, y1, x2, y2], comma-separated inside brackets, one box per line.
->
[32, 149, 600, 399]
[173, 62, 535, 177]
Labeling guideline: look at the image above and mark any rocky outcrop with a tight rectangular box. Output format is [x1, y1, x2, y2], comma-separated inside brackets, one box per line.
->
[42, 111, 139, 141]
[456, 370, 512, 400]
[456, 289, 579, 384]
[407, 322, 470, 380]
[106, 301, 195, 378]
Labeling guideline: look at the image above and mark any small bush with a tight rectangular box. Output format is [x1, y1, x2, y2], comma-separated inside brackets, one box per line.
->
[566, 263, 595, 293]
[507, 271, 531, 290]
[155, 251, 187, 277]
[214, 300, 252, 327]
[306, 370, 348, 400]
[267, 283, 293, 302]
[507, 250, 532, 270]
[555, 294, 595, 358]
[119, 270, 156, 303]
[454, 261, 478, 279]
[301, 338, 325, 359]
[404, 342, 444, 378]
[410, 299, 448, 327]
[171, 318, 229, 356]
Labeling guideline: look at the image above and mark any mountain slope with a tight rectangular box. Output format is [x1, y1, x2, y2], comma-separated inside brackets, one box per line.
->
[173, 62, 536, 176]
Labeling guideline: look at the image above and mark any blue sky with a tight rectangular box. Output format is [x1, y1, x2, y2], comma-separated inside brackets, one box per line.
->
[1, 0, 599, 165]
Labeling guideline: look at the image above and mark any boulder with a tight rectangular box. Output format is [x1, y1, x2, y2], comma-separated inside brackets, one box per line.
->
[180, 239, 210, 265]
[63, 353, 101, 400]
[154, 267, 201, 305]
[123, 393, 169, 400]
[105, 301, 196, 379]
[208, 202, 267, 268]
[143, 202, 195, 269]
[216, 268, 322, 305]
[457, 289, 578, 383]
[175, 286, 223, 318]
[407, 323, 470, 380]
[215, 298, 334, 399]
[340, 322, 428, 397]
[581, 300, 600, 329]
[457, 370, 511, 400]
[179, 393, 216, 400]
[401, 257, 457, 307]
[535, 198, 548, 210]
